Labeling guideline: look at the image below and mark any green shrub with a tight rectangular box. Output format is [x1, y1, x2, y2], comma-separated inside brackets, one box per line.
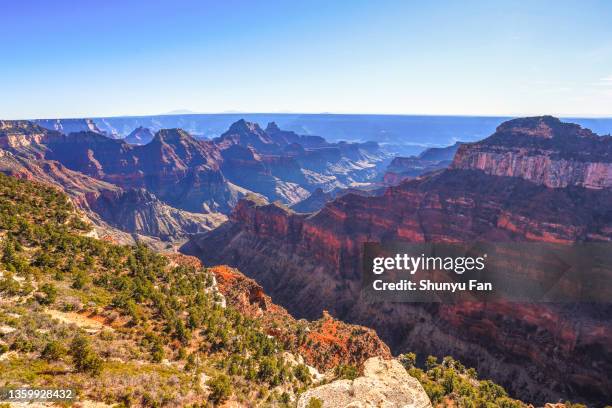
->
[41, 340, 67, 361]
[334, 364, 359, 380]
[207, 374, 232, 405]
[399, 352, 416, 369]
[70, 334, 103, 376]
[39, 283, 58, 305]
[306, 397, 323, 408]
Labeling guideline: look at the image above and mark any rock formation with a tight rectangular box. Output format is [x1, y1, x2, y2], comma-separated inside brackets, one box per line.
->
[297, 357, 432, 408]
[196, 264, 392, 371]
[452, 116, 612, 189]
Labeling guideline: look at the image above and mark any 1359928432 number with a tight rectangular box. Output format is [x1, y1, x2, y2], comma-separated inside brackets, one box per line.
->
[0, 388, 75, 402]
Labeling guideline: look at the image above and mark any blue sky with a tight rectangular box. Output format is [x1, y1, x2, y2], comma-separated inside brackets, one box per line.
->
[1, 0, 612, 119]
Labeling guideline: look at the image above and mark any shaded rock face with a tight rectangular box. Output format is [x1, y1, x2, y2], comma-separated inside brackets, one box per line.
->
[219, 144, 310, 204]
[291, 186, 382, 213]
[182, 118, 612, 405]
[124, 126, 154, 145]
[383, 142, 462, 185]
[297, 357, 432, 408]
[87, 188, 226, 240]
[452, 116, 612, 189]
[21, 127, 240, 214]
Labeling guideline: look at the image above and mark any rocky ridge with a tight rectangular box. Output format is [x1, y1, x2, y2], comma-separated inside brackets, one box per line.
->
[0, 119, 388, 241]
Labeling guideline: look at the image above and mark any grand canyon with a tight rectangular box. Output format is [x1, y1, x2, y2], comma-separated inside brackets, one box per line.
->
[1, 114, 611, 407]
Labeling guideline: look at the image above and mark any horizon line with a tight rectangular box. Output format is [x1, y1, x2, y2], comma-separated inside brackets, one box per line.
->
[13, 111, 612, 121]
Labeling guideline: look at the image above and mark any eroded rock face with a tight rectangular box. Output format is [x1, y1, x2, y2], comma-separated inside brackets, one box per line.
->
[452, 116, 612, 189]
[183, 118, 612, 405]
[297, 357, 432, 408]
[87, 188, 227, 240]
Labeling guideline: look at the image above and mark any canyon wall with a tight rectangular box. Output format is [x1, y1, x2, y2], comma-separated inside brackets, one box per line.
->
[452, 116, 612, 189]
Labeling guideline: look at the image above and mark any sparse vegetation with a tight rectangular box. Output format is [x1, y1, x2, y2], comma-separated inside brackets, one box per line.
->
[0, 173, 312, 405]
[404, 354, 527, 408]
[0, 173, 544, 407]
[207, 374, 232, 405]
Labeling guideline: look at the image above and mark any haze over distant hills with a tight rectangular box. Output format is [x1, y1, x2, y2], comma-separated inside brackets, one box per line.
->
[32, 114, 612, 157]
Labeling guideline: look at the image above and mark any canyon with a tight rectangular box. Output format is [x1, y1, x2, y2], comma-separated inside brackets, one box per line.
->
[182, 116, 612, 406]
[0, 119, 388, 243]
[3, 115, 611, 405]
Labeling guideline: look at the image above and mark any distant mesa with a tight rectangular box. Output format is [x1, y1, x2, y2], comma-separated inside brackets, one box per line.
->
[163, 109, 199, 115]
[33, 118, 118, 138]
[453, 115, 612, 189]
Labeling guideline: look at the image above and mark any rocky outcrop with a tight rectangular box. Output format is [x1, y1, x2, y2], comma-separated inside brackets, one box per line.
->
[297, 357, 432, 408]
[182, 118, 612, 405]
[204, 265, 392, 371]
[452, 116, 612, 189]
[214, 119, 277, 152]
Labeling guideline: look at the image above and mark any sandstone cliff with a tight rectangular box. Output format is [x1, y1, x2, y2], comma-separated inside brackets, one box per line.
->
[452, 116, 612, 189]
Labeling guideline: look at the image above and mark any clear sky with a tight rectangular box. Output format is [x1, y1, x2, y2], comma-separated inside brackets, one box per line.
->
[2, 0, 612, 119]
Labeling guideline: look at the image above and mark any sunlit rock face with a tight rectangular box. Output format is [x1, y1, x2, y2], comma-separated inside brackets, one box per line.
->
[297, 357, 432, 408]
[452, 116, 612, 189]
